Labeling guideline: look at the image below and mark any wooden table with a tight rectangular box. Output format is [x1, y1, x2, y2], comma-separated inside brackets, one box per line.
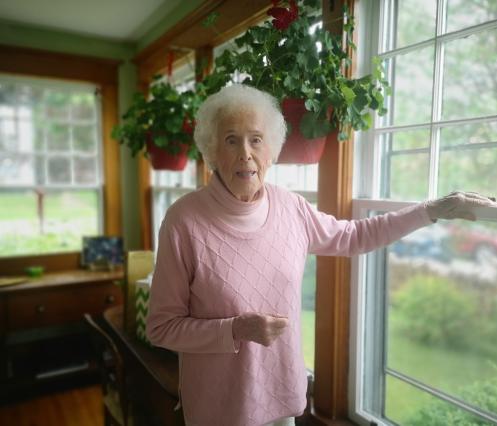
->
[0, 269, 124, 400]
[103, 306, 184, 426]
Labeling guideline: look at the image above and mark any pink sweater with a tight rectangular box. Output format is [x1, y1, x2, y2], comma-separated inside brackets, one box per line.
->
[146, 174, 432, 426]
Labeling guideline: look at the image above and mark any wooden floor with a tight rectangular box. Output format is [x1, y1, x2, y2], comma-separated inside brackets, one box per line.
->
[0, 384, 103, 426]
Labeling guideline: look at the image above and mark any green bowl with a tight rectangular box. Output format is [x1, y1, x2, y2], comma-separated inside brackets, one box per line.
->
[25, 266, 45, 277]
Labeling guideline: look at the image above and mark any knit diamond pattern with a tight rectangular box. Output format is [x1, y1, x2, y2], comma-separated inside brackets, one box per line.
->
[178, 183, 309, 426]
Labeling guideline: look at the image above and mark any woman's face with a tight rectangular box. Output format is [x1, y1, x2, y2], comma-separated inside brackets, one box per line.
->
[215, 107, 273, 202]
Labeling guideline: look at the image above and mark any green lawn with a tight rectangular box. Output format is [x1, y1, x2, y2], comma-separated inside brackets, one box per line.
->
[0, 191, 97, 220]
[385, 310, 495, 424]
[301, 309, 315, 371]
[0, 190, 99, 255]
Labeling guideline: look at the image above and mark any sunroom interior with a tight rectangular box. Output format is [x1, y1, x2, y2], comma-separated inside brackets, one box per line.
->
[0, 0, 496, 425]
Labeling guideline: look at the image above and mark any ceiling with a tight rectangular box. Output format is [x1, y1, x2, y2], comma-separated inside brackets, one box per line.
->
[0, 0, 183, 41]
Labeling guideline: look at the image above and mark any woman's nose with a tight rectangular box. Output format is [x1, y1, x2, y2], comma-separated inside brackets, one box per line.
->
[238, 141, 252, 161]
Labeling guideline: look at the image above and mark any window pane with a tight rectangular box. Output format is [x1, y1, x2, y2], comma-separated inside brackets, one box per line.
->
[17, 84, 44, 119]
[389, 0, 436, 50]
[44, 91, 70, 121]
[0, 189, 99, 256]
[152, 160, 197, 188]
[380, 130, 430, 201]
[265, 164, 318, 192]
[74, 156, 97, 184]
[442, 28, 497, 121]
[439, 122, 497, 197]
[0, 118, 16, 150]
[0, 154, 35, 185]
[71, 93, 96, 120]
[387, 220, 497, 418]
[385, 374, 495, 425]
[47, 156, 71, 184]
[0, 82, 16, 120]
[382, 46, 434, 127]
[47, 123, 70, 151]
[446, 0, 497, 34]
[301, 254, 316, 371]
[73, 125, 96, 152]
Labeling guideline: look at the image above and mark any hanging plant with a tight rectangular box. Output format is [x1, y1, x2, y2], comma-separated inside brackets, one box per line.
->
[205, 0, 390, 142]
[112, 76, 200, 170]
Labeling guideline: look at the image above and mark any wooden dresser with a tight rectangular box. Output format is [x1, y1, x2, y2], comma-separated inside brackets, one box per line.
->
[0, 268, 124, 400]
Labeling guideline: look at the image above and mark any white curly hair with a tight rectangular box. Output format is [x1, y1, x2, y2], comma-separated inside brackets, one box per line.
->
[194, 84, 287, 170]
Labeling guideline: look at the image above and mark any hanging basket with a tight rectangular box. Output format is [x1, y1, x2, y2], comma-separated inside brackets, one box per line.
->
[145, 136, 189, 171]
[277, 98, 327, 165]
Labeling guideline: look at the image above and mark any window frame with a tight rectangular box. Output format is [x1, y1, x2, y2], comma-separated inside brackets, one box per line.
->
[0, 45, 121, 269]
[350, 0, 497, 424]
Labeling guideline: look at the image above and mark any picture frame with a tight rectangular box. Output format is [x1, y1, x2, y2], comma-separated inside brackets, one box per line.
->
[81, 236, 124, 270]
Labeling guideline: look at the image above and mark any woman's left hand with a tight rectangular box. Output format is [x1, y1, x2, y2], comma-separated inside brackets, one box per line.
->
[425, 191, 497, 221]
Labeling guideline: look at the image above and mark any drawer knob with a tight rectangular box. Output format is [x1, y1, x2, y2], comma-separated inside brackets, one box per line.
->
[36, 304, 46, 314]
[105, 295, 115, 304]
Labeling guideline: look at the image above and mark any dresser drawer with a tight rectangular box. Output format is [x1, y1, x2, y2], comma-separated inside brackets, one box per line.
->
[6, 282, 122, 331]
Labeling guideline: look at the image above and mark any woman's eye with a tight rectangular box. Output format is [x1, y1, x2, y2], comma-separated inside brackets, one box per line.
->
[252, 137, 262, 144]
[226, 136, 237, 145]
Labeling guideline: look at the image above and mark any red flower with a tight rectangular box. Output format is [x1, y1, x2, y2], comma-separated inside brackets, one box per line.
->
[267, 0, 298, 30]
[182, 116, 195, 134]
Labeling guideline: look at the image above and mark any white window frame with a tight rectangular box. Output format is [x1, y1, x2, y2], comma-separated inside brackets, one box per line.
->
[0, 74, 105, 254]
[350, 0, 497, 424]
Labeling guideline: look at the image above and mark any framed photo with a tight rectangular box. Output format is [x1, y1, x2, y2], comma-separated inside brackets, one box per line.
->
[81, 236, 124, 270]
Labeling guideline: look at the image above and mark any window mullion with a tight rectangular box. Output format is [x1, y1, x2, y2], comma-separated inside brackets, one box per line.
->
[428, 0, 446, 199]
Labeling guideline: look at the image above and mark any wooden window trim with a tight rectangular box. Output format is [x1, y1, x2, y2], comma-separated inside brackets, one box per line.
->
[0, 44, 121, 272]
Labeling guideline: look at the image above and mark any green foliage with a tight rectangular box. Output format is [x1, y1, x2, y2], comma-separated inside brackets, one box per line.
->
[203, 0, 389, 140]
[405, 375, 497, 426]
[111, 78, 200, 160]
[393, 275, 477, 350]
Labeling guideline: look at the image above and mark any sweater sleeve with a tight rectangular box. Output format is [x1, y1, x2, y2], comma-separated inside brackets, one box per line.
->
[146, 214, 240, 354]
[299, 198, 433, 257]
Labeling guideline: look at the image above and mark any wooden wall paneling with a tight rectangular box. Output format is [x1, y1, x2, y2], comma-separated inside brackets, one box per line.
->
[101, 83, 122, 237]
[313, 0, 355, 421]
[0, 44, 118, 85]
[138, 154, 152, 250]
[0, 252, 81, 276]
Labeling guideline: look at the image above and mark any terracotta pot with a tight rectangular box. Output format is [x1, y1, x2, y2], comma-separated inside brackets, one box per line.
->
[146, 137, 189, 171]
[277, 98, 327, 164]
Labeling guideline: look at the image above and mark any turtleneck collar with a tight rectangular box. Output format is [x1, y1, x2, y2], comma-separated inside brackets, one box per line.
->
[207, 171, 266, 216]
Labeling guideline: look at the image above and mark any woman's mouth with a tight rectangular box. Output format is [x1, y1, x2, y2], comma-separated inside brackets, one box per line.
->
[236, 171, 257, 179]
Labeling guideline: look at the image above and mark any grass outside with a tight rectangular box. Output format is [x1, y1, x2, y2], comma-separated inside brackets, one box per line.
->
[385, 309, 496, 424]
[0, 191, 99, 256]
[301, 309, 315, 371]
[0, 191, 97, 220]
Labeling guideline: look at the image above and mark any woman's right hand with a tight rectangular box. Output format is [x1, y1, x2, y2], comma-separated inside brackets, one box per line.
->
[232, 313, 289, 347]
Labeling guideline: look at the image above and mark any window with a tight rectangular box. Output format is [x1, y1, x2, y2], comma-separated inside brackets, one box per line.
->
[0, 74, 103, 256]
[352, 1, 497, 425]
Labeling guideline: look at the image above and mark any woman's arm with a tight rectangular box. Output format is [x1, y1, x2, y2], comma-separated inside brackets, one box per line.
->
[300, 191, 496, 257]
[146, 217, 239, 354]
[301, 200, 431, 257]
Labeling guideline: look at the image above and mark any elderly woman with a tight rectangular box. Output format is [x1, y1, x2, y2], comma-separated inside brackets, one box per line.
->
[146, 84, 496, 426]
